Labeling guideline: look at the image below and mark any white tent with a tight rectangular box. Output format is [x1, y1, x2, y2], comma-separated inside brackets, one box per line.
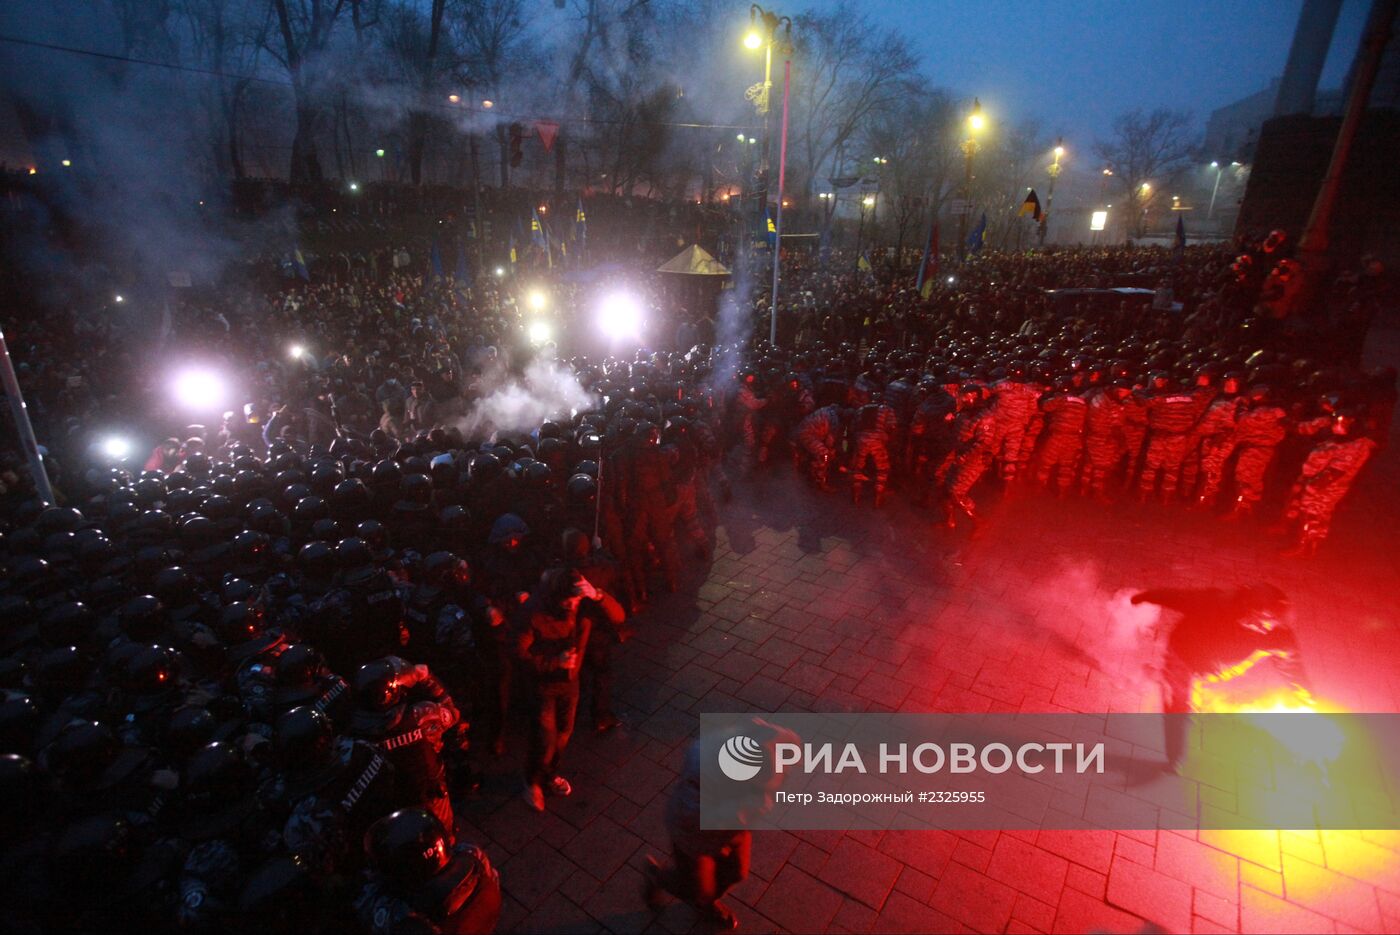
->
[656, 244, 730, 276]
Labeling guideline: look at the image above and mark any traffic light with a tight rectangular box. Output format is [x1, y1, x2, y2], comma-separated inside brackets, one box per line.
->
[509, 124, 524, 168]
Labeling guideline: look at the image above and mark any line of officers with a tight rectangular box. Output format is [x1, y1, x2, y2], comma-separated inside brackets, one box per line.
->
[0, 423, 677, 934]
[726, 349, 1389, 555]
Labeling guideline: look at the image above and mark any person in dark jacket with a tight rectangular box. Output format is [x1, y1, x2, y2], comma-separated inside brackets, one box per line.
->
[1131, 584, 1310, 769]
[516, 566, 624, 811]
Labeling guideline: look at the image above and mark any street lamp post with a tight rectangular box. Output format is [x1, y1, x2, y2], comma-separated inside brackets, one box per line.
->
[746, 5, 792, 345]
[1039, 139, 1064, 246]
[957, 98, 984, 263]
[1207, 161, 1223, 221]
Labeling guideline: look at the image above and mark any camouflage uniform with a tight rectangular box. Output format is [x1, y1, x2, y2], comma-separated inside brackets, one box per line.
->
[989, 379, 1041, 481]
[1079, 389, 1127, 495]
[792, 405, 845, 488]
[1138, 390, 1201, 499]
[944, 401, 998, 521]
[1229, 405, 1289, 510]
[1184, 396, 1243, 504]
[849, 401, 899, 505]
[1034, 392, 1087, 494]
[1284, 436, 1377, 548]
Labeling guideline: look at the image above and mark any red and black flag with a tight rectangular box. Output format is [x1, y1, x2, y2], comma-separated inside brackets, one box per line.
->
[1019, 188, 1043, 221]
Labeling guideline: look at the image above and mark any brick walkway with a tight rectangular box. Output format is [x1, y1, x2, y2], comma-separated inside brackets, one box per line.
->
[457, 325, 1400, 934]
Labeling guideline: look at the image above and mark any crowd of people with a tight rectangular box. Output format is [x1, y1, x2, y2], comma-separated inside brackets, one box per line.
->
[0, 198, 1394, 930]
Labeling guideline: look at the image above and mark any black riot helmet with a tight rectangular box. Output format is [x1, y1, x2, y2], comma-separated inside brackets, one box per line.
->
[274, 706, 335, 769]
[421, 551, 469, 589]
[354, 658, 408, 711]
[332, 478, 372, 513]
[118, 595, 166, 641]
[363, 808, 452, 885]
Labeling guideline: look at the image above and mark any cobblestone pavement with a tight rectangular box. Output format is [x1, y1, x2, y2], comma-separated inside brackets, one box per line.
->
[457, 326, 1400, 934]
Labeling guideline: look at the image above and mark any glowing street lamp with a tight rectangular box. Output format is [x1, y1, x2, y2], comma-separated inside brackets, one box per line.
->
[481, 100, 494, 109]
[61, 159, 72, 167]
[113, 294, 124, 304]
[447, 94, 461, 104]
[527, 289, 547, 311]
[348, 181, 360, 192]
[376, 148, 386, 158]
[746, 4, 793, 344]
[862, 195, 876, 207]
[1039, 137, 1065, 246]
[494, 267, 505, 277]
[288, 344, 307, 360]
[1208, 160, 1225, 221]
[958, 98, 986, 261]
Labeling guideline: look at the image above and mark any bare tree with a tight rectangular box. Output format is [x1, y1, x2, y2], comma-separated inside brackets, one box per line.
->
[265, 0, 353, 184]
[1094, 108, 1197, 239]
[451, 0, 528, 188]
[382, 0, 450, 184]
[175, 0, 273, 179]
[863, 81, 959, 264]
[788, 2, 918, 210]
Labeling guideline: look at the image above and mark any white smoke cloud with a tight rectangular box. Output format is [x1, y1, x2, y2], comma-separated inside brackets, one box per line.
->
[457, 355, 595, 439]
[1013, 559, 1164, 699]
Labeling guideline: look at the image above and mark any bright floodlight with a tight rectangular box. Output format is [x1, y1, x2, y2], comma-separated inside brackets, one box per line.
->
[1090, 210, 1108, 231]
[598, 293, 643, 341]
[946, 276, 955, 284]
[101, 436, 131, 460]
[744, 31, 763, 49]
[348, 181, 360, 192]
[113, 294, 124, 303]
[172, 368, 227, 410]
[494, 267, 505, 277]
[1210, 160, 1219, 168]
[528, 321, 552, 345]
[289, 344, 307, 360]
[527, 289, 547, 310]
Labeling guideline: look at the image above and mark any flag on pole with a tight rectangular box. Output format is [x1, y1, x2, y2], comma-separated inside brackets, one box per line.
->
[857, 253, 873, 274]
[574, 198, 587, 245]
[530, 208, 547, 250]
[1019, 189, 1043, 220]
[509, 232, 518, 267]
[455, 240, 471, 284]
[292, 248, 310, 281]
[967, 212, 987, 253]
[765, 207, 777, 248]
[430, 238, 445, 281]
[915, 220, 940, 294]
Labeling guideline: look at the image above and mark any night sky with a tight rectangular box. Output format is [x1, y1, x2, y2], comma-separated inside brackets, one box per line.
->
[844, 0, 1372, 143]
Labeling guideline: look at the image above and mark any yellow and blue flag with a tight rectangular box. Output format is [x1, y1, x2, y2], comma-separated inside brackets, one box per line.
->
[293, 248, 310, 281]
[967, 212, 987, 253]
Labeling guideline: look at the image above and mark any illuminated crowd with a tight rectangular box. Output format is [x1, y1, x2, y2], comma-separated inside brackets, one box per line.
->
[0, 206, 1392, 930]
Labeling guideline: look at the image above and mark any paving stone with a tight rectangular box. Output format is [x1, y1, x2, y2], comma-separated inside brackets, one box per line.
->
[987, 834, 1071, 907]
[754, 864, 845, 933]
[817, 837, 902, 910]
[1106, 854, 1192, 934]
[929, 859, 1018, 932]
[1240, 886, 1336, 934]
